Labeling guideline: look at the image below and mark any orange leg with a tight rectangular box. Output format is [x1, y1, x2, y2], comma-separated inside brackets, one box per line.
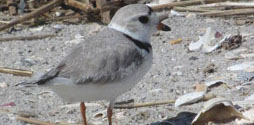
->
[80, 102, 87, 125]
[107, 102, 113, 125]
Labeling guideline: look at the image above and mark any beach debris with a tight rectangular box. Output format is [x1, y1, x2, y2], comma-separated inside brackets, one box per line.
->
[175, 91, 206, 107]
[192, 97, 245, 125]
[189, 28, 243, 53]
[170, 38, 182, 45]
[93, 109, 107, 119]
[7, 0, 18, 16]
[227, 61, 254, 72]
[17, 110, 38, 118]
[235, 109, 254, 124]
[189, 56, 198, 60]
[221, 34, 242, 50]
[188, 27, 227, 53]
[20, 57, 37, 66]
[52, 25, 64, 31]
[0, 34, 56, 42]
[205, 80, 226, 89]
[241, 53, 254, 58]
[0, 67, 33, 77]
[0, 102, 16, 107]
[170, 10, 184, 16]
[151, 112, 196, 125]
[203, 63, 216, 74]
[194, 83, 207, 92]
[29, 26, 44, 32]
[114, 100, 175, 109]
[244, 93, 254, 101]
[224, 48, 247, 60]
[0, 82, 8, 88]
[65, 34, 84, 44]
[146, 0, 175, 6]
[237, 71, 254, 82]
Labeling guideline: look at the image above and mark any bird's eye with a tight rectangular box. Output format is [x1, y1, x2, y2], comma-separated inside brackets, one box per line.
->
[138, 16, 149, 24]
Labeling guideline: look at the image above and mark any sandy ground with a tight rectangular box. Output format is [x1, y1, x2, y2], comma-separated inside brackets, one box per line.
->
[0, 15, 254, 125]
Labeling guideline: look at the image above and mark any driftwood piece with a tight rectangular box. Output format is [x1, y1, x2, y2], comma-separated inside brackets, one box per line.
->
[173, 6, 210, 12]
[197, 1, 254, 9]
[0, 67, 32, 77]
[95, 0, 126, 24]
[151, 0, 233, 11]
[7, 0, 17, 16]
[0, 0, 63, 32]
[96, 0, 111, 24]
[0, 34, 56, 42]
[65, 0, 98, 13]
[199, 8, 254, 17]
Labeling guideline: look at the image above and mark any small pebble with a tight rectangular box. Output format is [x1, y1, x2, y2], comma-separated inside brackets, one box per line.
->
[0, 82, 8, 88]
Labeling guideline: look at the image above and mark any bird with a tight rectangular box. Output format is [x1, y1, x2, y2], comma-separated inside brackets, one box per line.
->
[17, 4, 171, 125]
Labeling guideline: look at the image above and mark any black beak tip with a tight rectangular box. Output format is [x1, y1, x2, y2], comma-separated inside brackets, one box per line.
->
[162, 25, 171, 31]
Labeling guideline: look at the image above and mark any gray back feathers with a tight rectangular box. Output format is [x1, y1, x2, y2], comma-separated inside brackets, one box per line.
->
[54, 28, 146, 84]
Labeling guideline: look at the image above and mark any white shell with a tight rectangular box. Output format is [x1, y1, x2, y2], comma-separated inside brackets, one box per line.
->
[175, 91, 206, 107]
[205, 80, 225, 88]
[192, 97, 244, 124]
[188, 27, 230, 53]
[0, 82, 8, 88]
[244, 94, 254, 101]
[227, 61, 254, 72]
[225, 48, 247, 60]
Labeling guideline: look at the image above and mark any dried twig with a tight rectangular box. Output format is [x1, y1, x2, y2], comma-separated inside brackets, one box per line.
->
[0, 67, 33, 77]
[170, 38, 183, 45]
[0, 0, 63, 32]
[199, 8, 254, 16]
[151, 0, 231, 10]
[197, 1, 254, 9]
[114, 100, 175, 109]
[0, 34, 56, 42]
[0, 20, 10, 24]
[16, 116, 70, 125]
[1, 109, 78, 125]
[0, 108, 10, 114]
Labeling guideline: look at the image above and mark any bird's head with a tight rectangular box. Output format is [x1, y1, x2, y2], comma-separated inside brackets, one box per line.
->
[108, 4, 171, 43]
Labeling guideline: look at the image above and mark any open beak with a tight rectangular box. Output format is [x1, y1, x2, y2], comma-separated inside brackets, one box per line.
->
[157, 13, 171, 31]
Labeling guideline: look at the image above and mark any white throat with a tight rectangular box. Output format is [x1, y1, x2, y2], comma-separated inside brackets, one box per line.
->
[108, 23, 151, 43]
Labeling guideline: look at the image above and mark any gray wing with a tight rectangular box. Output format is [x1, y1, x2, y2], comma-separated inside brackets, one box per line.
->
[25, 28, 145, 85]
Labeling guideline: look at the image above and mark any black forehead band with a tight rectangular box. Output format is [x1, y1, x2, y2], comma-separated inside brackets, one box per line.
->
[147, 6, 153, 15]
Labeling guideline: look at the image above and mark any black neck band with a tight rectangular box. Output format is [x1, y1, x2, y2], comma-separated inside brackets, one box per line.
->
[124, 35, 152, 53]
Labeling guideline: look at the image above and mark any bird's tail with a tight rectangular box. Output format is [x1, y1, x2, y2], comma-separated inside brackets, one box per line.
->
[15, 71, 44, 86]
[16, 67, 60, 87]
[15, 80, 39, 87]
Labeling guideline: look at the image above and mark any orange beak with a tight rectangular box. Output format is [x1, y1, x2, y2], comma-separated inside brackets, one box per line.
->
[157, 13, 171, 31]
[157, 22, 171, 31]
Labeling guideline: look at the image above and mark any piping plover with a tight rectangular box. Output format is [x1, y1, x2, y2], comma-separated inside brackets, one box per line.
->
[18, 4, 170, 125]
